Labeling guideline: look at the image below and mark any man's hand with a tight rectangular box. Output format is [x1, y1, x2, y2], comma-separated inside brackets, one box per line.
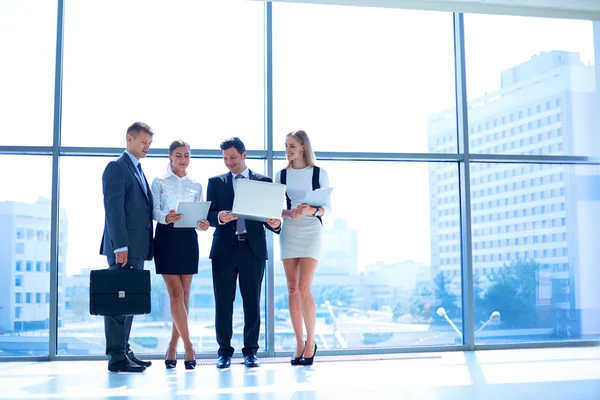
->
[166, 209, 183, 224]
[115, 249, 128, 266]
[218, 210, 238, 223]
[266, 219, 281, 229]
[197, 219, 210, 231]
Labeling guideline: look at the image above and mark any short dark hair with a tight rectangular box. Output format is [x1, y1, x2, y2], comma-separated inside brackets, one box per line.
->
[126, 122, 154, 138]
[220, 137, 246, 155]
[169, 139, 190, 155]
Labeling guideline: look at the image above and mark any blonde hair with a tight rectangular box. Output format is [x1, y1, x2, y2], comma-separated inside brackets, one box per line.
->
[285, 130, 317, 169]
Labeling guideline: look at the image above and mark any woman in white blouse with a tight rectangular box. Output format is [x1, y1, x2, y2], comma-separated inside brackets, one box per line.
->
[150, 140, 209, 370]
[274, 130, 331, 366]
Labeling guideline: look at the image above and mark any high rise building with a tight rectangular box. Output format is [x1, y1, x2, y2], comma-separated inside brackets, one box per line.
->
[427, 50, 599, 336]
[0, 198, 67, 333]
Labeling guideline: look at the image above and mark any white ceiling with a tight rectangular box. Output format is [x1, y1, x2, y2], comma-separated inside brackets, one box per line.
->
[256, 0, 600, 20]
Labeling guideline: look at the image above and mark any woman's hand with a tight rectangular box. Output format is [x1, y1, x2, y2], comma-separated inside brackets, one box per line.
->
[166, 209, 182, 224]
[296, 203, 313, 216]
[291, 207, 303, 219]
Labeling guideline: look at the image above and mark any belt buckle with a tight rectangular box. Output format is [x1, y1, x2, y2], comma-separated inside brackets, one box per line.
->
[237, 233, 247, 241]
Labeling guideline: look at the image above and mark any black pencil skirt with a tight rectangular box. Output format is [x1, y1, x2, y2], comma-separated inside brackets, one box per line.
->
[153, 223, 199, 275]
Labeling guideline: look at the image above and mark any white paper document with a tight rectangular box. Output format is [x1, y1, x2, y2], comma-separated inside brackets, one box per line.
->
[302, 187, 333, 207]
[174, 201, 211, 228]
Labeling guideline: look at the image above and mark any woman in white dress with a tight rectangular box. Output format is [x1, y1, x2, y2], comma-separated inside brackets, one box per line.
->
[274, 130, 331, 366]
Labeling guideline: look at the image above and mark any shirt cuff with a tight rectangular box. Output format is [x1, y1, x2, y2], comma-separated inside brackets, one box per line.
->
[114, 246, 128, 253]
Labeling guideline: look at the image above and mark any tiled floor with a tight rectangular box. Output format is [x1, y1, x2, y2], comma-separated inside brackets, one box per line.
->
[0, 347, 599, 399]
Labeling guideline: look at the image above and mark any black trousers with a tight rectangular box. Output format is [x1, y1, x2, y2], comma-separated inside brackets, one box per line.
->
[211, 240, 266, 357]
[103, 256, 145, 364]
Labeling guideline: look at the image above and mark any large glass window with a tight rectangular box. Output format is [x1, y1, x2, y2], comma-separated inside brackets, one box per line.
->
[58, 155, 265, 355]
[61, 0, 265, 150]
[0, 155, 52, 356]
[463, 14, 598, 157]
[472, 163, 600, 343]
[3, 2, 600, 359]
[273, 3, 457, 153]
[273, 160, 463, 350]
[0, 1, 57, 146]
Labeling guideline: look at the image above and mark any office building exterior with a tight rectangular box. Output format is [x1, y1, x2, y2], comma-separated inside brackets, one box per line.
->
[0, 198, 67, 333]
[428, 50, 599, 337]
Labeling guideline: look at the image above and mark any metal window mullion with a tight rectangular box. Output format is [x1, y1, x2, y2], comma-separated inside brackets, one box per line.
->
[454, 12, 475, 350]
[49, 0, 65, 360]
[264, 1, 275, 357]
[6, 146, 599, 165]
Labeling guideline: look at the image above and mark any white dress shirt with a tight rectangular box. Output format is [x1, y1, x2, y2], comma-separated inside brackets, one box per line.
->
[232, 167, 250, 191]
[150, 169, 204, 225]
[218, 167, 249, 227]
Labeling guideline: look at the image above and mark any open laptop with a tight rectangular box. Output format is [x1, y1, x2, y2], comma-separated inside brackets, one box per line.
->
[232, 178, 286, 221]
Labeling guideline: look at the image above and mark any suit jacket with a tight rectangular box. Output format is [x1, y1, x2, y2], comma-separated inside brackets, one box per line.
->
[99, 153, 154, 261]
[207, 170, 280, 260]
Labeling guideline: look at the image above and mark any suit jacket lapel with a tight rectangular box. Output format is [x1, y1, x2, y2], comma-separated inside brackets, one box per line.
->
[225, 172, 234, 207]
[143, 174, 152, 206]
[123, 154, 150, 202]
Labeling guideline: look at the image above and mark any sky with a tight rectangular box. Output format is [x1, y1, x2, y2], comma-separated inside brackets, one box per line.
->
[0, 0, 596, 276]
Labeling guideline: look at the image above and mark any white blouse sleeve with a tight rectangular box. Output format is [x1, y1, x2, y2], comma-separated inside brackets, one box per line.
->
[196, 182, 204, 202]
[274, 170, 281, 184]
[195, 181, 205, 230]
[319, 167, 332, 215]
[150, 177, 168, 225]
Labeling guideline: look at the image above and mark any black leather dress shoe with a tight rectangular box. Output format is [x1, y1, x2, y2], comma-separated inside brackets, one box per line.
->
[108, 359, 146, 373]
[127, 352, 152, 367]
[216, 356, 231, 369]
[244, 354, 260, 368]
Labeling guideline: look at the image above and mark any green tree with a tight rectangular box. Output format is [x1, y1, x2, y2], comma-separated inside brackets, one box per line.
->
[408, 273, 459, 323]
[429, 271, 460, 324]
[69, 286, 90, 322]
[477, 259, 539, 329]
[408, 285, 432, 321]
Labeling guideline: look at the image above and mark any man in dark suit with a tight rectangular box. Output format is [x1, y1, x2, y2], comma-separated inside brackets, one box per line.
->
[100, 122, 155, 373]
[207, 137, 281, 368]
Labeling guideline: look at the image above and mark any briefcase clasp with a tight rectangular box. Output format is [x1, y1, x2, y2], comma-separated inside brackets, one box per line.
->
[119, 291, 125, 298]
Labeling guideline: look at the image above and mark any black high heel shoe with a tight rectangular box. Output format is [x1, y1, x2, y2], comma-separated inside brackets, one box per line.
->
[290, 341, 306, 365]
[184, 348, 197, 370]
[165, 348, 177, 369]
[299, 343, 317, 366]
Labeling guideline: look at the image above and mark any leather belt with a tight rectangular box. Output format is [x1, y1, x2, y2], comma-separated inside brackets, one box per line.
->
[236, 233, 247, 241]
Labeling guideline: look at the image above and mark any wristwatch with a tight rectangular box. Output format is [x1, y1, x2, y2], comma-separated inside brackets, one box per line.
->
[312, 207, 320, 217]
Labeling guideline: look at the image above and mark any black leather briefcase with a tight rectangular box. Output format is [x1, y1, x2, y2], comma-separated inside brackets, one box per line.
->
[89, 269, 151, 316]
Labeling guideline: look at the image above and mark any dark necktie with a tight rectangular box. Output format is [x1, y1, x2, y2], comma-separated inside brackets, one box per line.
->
[137, 163, 147, 195]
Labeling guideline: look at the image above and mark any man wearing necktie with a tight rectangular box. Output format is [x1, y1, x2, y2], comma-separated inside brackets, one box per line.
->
[206, 137, 281, 368]
[99, 122, 155, 373]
